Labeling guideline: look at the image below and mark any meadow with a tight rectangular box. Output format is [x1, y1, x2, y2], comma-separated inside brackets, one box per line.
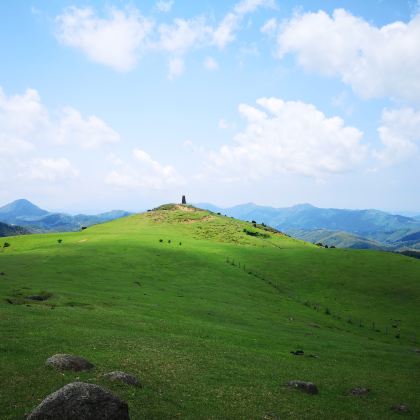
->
[0, 205, 419, 419]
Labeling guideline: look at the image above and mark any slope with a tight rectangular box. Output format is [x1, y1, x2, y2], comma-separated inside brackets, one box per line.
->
[198, 202, 420, 250]
[0, 205, 419, 419]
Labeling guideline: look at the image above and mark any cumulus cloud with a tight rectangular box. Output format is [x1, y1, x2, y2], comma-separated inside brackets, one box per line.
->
[375, 107, 420, 165]
[0, 87, 120, 151]
[22, 158, 79, 181]
[158, 16, 212, 54]
[209, 97, 366, 179]
[106, 148, 183, 189]
[57, 107, 120, 149]
[275, 9, 420, 101]
[213, 0, 273, 48]
[156, 1, 174, 13]
[55, 6, 154, 72]
[54, 2, 271, 74]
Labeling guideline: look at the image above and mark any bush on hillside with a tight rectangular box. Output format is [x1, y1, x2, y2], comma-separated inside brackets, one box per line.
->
[3, 242, 10, 248]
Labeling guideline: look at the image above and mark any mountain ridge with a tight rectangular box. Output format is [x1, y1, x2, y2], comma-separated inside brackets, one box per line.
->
[0, 199, 131, 232]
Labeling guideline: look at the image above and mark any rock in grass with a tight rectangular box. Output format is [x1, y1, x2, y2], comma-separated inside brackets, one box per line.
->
[287, 380, 319, 395]
[26, 382, 129, 420]
[290, 350, 304, 356]
[27, 295, 49, 301]
[46, 354, 94, 371]
[104, 371, 141, 387]
[350, 387, 370, 396]
[391, 404, 410, 413]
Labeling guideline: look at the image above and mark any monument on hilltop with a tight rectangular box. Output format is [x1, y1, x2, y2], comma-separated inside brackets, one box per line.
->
[181, 195, 186, 205]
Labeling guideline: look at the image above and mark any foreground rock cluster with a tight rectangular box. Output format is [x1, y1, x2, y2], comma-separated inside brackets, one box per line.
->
[26, 354, 140, 419]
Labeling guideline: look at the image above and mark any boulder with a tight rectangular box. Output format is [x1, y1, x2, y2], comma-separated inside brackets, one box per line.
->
[104, 371, 141, 387]
[287, 380, 318, 395]
[27, 295, 48, 301]
[26, 382, 129, 420]
[46, 354, 94, 371]
[391, 404, 409, 413]
[350, 387, 369, 396]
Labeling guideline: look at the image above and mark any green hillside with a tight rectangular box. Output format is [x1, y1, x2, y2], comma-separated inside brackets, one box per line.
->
[1, 205, 419, 419]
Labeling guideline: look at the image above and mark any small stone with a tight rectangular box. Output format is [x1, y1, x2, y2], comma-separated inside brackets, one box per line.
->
[46, 354, 94, 371]
[288, 380, 318, 395]
[26, 382, 130, 420]
[391, 404, 409, 413]
[104, 371, 141, 387]
[27, 295, 48, 301]
[350, 387, 370, 396]
[290, 350, 304, 356]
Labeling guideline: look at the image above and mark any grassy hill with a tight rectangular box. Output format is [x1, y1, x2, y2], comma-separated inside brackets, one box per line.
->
[198, 202, 420, 251]
[0, 205, 419, 419]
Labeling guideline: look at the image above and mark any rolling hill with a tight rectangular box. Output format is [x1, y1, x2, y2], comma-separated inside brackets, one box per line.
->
[0, 199, 131, 232]
[198, 202, 420, 250]
[0, 204, 419, 419]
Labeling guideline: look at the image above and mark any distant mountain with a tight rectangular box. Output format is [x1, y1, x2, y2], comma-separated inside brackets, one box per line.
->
[0, 221, 29, 237]
[0, 200, 132, 233]
[197, 202, 420, 251]
[0, 199, 49, 223]
[287, 229, 386, 250]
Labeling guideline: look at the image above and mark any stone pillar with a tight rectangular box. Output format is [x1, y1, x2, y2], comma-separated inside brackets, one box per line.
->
[182, 195, 186, 204]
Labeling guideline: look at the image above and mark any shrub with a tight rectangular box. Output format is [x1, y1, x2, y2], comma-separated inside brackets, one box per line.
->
[179, 242, 182, 246]
[3, 242, 10, 248]
[159, 239, 163, 243]
[325, 307, 331, 315]
[57, 239, 63, 244]
[168, 240, 171, 244]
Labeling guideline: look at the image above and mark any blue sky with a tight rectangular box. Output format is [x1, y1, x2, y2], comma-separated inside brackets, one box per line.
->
[1, 0, 419, 213]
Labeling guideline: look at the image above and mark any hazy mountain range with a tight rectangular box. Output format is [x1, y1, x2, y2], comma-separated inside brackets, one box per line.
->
[197, 202, 420, 251]
[0, 199, 131, 233]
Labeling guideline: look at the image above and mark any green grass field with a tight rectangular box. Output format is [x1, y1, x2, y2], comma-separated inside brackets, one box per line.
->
[0, 205, 419, 419]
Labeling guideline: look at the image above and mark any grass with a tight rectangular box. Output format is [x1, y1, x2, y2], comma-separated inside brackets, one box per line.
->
[0, 205, 419, 419]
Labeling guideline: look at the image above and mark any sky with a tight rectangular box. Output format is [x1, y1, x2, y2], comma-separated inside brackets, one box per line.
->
[1, 0, 420, 213]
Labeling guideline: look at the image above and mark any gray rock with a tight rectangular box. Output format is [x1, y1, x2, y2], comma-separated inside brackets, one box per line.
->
[26, 382, 129, 420]
[287, 380, 318, 395]
[350, 387, 370, 396]
[27, 295, 48, 301]
[46, 354, 94, 371]
[391, 404, 410, 413]
[104, 371, 141, 387]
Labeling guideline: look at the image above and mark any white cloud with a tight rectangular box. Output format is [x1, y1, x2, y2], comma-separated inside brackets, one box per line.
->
[23, 158, 79, 181]
[167, 57, 185, 79]
[218, 119, 229, 129]
[0, 87, 120, 152]
[0, 87, 49, 155]
[276, 9, 420, 101]
[375, 107, 420, 165]
[260, 17, 278, 35]
[158, 16, 212, 54]
[58, 107, 120, 149]
[209, 97, 366, 179]
[204, 56, 219, 71]
[55, 6, 154, 72]
[213, 0, 273, 48]
[106, 149, 183, 189]
[156, 1, 174, 13]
